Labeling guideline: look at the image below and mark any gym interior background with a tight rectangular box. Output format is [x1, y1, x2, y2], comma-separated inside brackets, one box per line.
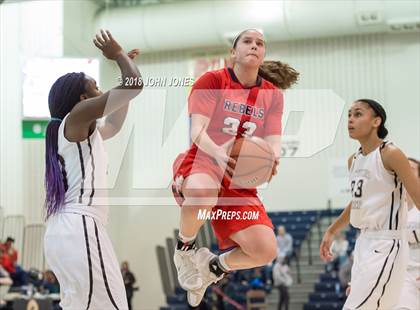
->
[0, 1, 419, 309]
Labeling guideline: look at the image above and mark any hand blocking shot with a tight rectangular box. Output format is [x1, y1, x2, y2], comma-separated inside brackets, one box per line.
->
[43, 30, 142, 310]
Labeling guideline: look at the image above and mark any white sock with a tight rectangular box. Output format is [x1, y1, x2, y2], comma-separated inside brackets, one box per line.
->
[218, 252, 232, 272]
[178, 232, 196, 243]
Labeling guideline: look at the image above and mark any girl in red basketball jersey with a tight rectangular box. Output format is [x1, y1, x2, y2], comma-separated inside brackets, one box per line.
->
[172, 29, 299, 306]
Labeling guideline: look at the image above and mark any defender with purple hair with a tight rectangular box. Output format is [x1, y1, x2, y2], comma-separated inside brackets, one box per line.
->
[43, 30, 142, 310]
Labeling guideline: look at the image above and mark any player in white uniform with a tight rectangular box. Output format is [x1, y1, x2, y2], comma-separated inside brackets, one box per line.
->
[397, 158, 420, 310]
[320, 99, 420, 310]
[43, 30, 142, 310]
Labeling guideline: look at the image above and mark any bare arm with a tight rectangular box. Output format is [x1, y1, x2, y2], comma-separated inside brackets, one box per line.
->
[320, 154, 354, 261]
[66, 31, 142, 142]
[190, 113, 235, 176]
[382, 145, 420, 210]
[264, 134, 281, 178]
[98, 49, 140, 140]
[327, 202, 352, 235]
[320, 202, 352, 262]
[98, 105, 129, 140]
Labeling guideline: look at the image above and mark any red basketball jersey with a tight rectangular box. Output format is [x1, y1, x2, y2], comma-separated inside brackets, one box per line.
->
[188, 67, 283, 151]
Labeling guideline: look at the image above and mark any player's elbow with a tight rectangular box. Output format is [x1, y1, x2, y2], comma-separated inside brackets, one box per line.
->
[190, 126, 204, 145]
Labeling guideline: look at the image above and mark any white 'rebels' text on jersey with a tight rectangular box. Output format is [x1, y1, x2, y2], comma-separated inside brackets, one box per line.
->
[57, 115, 109, 225]
[349, 142, 407, 230]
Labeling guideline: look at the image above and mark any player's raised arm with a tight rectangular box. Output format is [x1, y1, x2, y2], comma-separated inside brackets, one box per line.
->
[97, 48, 141, 140]
[66, 30, 143, 142]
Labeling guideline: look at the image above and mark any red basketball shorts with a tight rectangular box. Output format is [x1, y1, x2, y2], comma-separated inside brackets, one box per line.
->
[172, 151, 273, 250]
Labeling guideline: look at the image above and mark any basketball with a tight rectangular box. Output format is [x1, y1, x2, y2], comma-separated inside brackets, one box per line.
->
[228, 136, 276, 188]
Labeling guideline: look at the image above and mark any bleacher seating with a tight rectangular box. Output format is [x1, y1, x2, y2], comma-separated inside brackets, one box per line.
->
[0, 208, 61, 309]
[269, 211, 318, 257]
[159, 208, 356, 310]
[304, 301, 344, 310]
[303, 273, 345, 309]
[303, 213, 359, 310]
[159, 209, 324, 310]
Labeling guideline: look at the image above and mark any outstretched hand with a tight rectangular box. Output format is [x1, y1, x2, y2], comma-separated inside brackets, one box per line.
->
[93, 30, 124, 60]
[320, 230, 335, 262]
[127, 49, 140, 59]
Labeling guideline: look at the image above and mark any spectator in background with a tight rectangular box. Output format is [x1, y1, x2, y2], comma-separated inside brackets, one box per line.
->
[327, 232, 349, 275]
[249, 267, 266, 290]
[0, 264, 13, 306]
[0, 238, 17, 264]
[273, 258, 292, 310]
[121, 261, 136, 310]
[42, 270, 60, 294]
[0, 264, 12, 284]
[0, 247, 14, 274]
[0, 237, 27, 287]
[276, 226, 293, 263]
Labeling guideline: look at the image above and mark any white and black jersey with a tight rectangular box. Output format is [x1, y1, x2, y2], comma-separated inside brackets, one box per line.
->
[44, 115, 128, 310]
[57, 114, 109, 225]
[349, 141, 407, 231]
[344, 141, 409, 310]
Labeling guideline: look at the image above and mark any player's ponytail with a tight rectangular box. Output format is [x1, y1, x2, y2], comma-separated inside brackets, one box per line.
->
[45, 72, 86, 218]
[45, 120, 66, 218]
[377, 124, 389, 139]
[259, 61, 300, 89]
[356, 99, 388, 139]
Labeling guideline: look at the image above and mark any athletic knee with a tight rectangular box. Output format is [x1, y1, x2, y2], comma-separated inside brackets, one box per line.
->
[183, 188, 218, 207]
[242, 241, 277, 265]
[261, 245, 278, 264]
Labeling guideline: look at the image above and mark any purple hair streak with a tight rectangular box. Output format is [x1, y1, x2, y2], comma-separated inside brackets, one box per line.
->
[45, 72, 86, 218]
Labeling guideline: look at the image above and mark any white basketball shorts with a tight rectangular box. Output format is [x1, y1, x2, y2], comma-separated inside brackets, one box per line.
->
[44, 212, 128, 310]
[343, 230, 408, 310]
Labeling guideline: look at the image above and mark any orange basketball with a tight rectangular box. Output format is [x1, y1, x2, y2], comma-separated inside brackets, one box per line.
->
[228, 137, 275, 188]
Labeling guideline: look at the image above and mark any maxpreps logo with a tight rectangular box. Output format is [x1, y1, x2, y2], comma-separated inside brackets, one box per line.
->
[197, 209, 260, 221]
[223, 99, 264, 119]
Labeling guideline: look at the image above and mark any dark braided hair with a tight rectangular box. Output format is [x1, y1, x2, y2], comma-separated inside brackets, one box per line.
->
[45, 72, 86, 218]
